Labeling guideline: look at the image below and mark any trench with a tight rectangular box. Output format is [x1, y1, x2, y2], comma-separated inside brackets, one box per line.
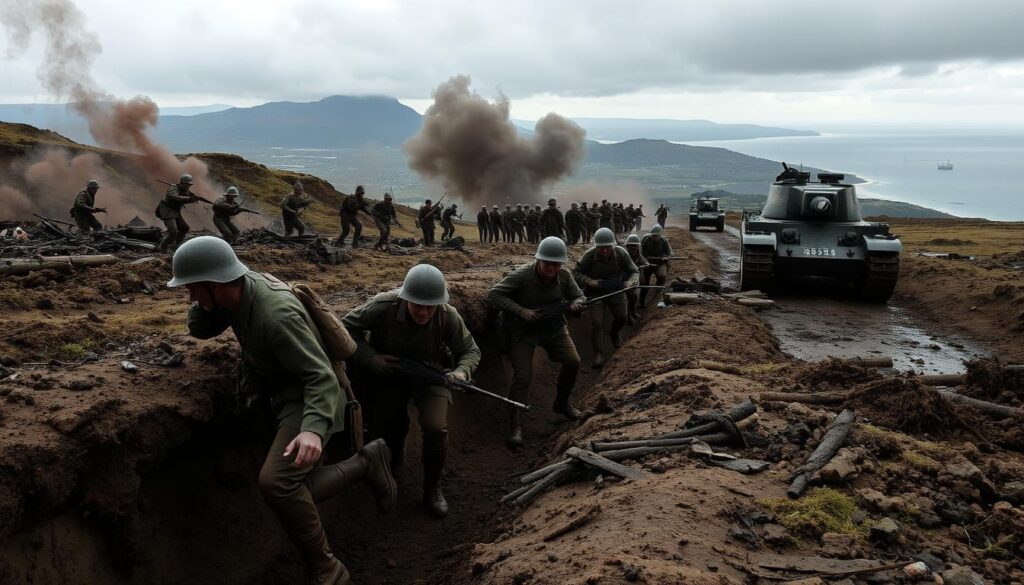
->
[691, 225, 989, 374]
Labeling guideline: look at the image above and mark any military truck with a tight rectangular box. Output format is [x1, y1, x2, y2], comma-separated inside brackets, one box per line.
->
[689, 196, 725, 232]
[740, 164, 902, 302]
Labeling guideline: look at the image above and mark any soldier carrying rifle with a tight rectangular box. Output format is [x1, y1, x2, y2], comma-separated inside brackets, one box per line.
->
[157, 174, 203, 252]
[280, 179, 311, 237]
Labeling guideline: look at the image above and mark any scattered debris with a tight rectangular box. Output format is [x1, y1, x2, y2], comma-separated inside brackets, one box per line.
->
[120, 360, 138, 373]
[788, 409, 855, 498]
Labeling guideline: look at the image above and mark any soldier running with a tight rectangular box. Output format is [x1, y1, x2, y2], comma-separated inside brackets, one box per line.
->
[342, 265, 480, 518]
[440, 204, 460, 241]
[280, 180, 311, 237]
[338, 185, 374, 248]
[157, 173, 201, 253]
[635, 205, 646, 232]
[418, 199, 437, 246]
[70, 179, 106, 233]
[372, 192, 400, 251]
[655, 204, 669, 228]
[487, 237, 585, 447]
[574, 227, 638, 368]
[640, 224, 673, 307]
[623, 234, 649, 324]
[168, 236, 396, 585]
[212, 186, 243, 245]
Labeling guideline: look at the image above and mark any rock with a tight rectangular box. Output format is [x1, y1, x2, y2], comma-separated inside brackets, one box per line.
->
[869, 517, 900, 544]
[0, 355, 19, 367]
[1000, 480, 1024, 505]
[87, 312, 103, 323]
[858, 488, 906, 512]
[903, 562, 931, 579]
[783, 422, 813, 446]
[944, 459, 997, 501]
[816, 447, 864, 484]
[67, 380, 94, 392]
[762, 523, 791, 546]
[817, 532, 864, 560]
[158, 341, 174, 355]
[35, 298, 55, 310]
[940, 566, 986, 585]
[917, 512, 944, 529]
[120, 361, 139, 373]
[913, 552, 946, 572]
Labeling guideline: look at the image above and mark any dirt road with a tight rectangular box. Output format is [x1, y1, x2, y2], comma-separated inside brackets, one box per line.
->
[691, 225, 988, 374]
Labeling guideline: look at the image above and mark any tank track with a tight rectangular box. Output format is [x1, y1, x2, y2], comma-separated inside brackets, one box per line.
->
[857, 253, 900, 302]
[740, 246, 775, 291]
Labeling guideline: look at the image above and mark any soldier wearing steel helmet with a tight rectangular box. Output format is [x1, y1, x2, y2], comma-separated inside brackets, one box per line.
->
[640, 224, 673, 307]
[574, 227, 639, 368]
[212, 186, 243, 245]
[280, 179, 311, 237]
[540, 197, 566, 240]
[338, 185, 373, 248]
[487, 237, 586, 447]
[167, 236, 396, 585]
[476, 206, 490, 242]
[624, 233, 649, 324]
[157, 173, 201, 252]
[70, 179, 106, 233]
[371, 192, 400, 251]
[342, 264, 480, 518]
[488, 205, 502, 243]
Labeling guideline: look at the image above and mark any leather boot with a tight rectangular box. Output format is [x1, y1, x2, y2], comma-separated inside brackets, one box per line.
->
[359, 439, 398, 513]
[507, 410, 523, 448]
[310, 557, 351, 585]
[553, 388, 583, 421]
[422, 431, 449, 518]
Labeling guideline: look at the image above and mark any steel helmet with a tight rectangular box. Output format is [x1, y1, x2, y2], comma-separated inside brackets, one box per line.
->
[625, 234, 641, 246]
[384, 192, 393, 200]
[398, 264, 449, 306]
[86, 179, 99, 190]
[293, 179, 304, 190]
[355, 185, 365, 195]
[178, 174, 194, 185]
[167, 236, 249, 287]
[225, 186, 239, 196]
[535, 236, 568, 263]
[594, 227, 616, 247]
[547, 198, 557, 206]
[650, 225, 663, 235]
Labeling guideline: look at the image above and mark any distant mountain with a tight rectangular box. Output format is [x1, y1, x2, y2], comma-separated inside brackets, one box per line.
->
[517, 118, 817, 142]
[155, 96, 423, 151]
[161, 104, 234, 116]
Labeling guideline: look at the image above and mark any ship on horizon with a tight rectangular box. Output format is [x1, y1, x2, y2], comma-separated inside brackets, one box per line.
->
[937, 160, 954, 170]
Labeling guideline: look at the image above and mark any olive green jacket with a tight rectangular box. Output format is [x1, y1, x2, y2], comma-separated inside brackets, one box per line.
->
[573, 246, 639, 303]
[187, 271, 344, 439]
[487, 261, 584, 329]
[157, 185, 194, 220]
[342, 290, 481, 380]
[72, 190, 97, 216]
[641, 234, 673, 264]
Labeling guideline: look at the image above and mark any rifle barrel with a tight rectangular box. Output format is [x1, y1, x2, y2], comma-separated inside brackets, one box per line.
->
[456, 382, 530, 410]
[585, 285, 640, 305]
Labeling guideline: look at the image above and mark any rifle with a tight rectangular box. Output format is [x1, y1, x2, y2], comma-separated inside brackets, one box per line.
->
[392, 358, 530, 411]
[530, 284, 642, 321]
[155, 178, 214, 204]
[645, 256, 685, 262]
[237, 206, 262, 215]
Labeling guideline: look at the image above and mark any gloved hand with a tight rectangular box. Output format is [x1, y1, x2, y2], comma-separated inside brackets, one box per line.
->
[369, 354, 399, 375]
[444, 370, 468, 388]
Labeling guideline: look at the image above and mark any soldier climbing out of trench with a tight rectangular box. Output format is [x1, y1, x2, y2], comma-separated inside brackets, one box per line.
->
[574, 227, 639, 369]
[280, 179, 311, 237]
[342, 264, 481, 518]
[212, 186, 243, 245]
[70, 179, 106, 233]
[157, 173, 201, 253]
[640, 224, 673, 308]
[167, 236, 397, 585]
[623, 233, 649, 325]
[418, 198, 438, 246]
[487, 236, 586, 447]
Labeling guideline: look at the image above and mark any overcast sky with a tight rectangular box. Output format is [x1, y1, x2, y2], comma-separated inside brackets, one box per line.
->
[3, 0, 1024, 127]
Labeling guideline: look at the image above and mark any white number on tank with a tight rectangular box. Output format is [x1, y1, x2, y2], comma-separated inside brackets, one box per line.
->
[802, 248, 837, 256]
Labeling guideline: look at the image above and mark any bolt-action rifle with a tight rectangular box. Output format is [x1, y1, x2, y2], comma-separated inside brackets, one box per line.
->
[527, 284, 645, 321]
[236, 206, 262, 215]
[392, 358, 530, 411]
[154, 178, 214, 205]
[645, 256, 685, 262]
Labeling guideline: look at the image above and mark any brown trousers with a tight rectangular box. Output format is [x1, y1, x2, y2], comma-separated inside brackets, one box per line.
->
[74, 213, 102, 233]
[257, 425, 359, 571]
[284, 214, 306, 236]
[643, 264, 668, 304]
[508, 326, 581, 404]
[214, 217, 240, 244]
[589, 300, 627, 355]
[160, 217, 189, 252]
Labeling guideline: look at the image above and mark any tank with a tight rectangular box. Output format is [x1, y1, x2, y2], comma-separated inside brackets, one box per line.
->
[689, 196, 725, 232]
[740, 163, 902, 302]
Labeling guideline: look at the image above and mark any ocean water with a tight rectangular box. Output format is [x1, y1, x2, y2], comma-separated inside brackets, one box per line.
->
[684, 127, 1024, 221]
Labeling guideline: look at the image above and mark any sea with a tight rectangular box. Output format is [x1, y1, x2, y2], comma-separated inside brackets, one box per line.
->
[680, 127, 1024, 221]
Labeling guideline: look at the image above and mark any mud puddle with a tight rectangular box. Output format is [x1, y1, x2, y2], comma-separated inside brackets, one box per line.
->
[692, 227, 988, 374]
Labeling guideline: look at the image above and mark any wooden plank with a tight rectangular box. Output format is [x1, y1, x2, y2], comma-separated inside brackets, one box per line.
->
[565, 447, 648, 480]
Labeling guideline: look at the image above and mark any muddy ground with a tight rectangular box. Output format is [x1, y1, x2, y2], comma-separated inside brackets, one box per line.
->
[1, 220, 1023, 585]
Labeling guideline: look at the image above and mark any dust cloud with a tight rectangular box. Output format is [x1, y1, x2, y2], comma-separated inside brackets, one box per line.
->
[403, 75, 586, 207]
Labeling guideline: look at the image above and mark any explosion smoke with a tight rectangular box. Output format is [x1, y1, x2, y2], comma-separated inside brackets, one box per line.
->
[0, 0, 216, 224]
[403, 75, 586, 206]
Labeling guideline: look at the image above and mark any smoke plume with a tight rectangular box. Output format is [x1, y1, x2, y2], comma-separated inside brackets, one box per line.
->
[0, 0, 216, 224]
[403, 75, 586, 206]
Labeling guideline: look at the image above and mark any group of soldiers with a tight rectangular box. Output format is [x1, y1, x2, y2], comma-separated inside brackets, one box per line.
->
[166, 216, 675, 584]
[475, 198, 672, 245]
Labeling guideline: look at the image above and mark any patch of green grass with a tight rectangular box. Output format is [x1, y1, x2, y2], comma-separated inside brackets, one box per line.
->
[760, 488, 865, 539]
[58, 339, 94, 359]
[901, 450, 941, 473]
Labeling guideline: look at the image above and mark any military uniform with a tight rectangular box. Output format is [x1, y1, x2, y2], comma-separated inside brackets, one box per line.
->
[487, 262, 583, 428]
[641, 233, 673, 305]
[540, 206, 566, 240]
[280, 193, 310, 236]
[343, 290, 480, 505]
[624, 245, 649, 321]
[599, 203, 612, 229]
[212, 195, 242, 244]
[339, 193, 372, 247]
[565, 207, 583, 245]
[526, 208, 540, 243]
[157, 185, 196, 252]
[476, 208, 490, 242]
[418, 204, 437, 245]
[635, 207, 645, 231]
[488, 208, 502, 243]
[372, 200, 398, 251]
[573, 246, 638, 361]
[70, 189, 103, 233]
[655, 206, 668, 228]
[441, 207, 458, 241]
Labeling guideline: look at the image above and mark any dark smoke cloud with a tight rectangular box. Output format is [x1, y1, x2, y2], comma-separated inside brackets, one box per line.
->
[0, 0, 217, 225]
[403, 75, 586, 206]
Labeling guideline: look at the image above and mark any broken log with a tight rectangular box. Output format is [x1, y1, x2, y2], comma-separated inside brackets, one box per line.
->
[658, 399, 757, 440]
[722, 290, 768, 299]
[593, 432, 733, 453]
[514, 463, 577, 506]
[0, 254, 118, 276]
[597, 431, 736, 459]
[839, 356, 893, 368]
[916, 373, 964, 387]
[1006, 364, 1024, 373]
[757, 391, 846, 405]
[519, 459, 574, 484]
[937, 388, 1024, 420]
[696, 360, 744, 375]
[788, 409, 855, 498]
[736, 297, 775, 308]
[500, 483, 534, 504]
[543, 505, 601, 542]
[565, 447, 648, 480]
[665, 292, 701, 305]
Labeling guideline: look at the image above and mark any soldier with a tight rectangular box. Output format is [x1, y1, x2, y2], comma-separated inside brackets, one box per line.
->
[526, 205, 541, 244]
[655, 204, 669, 228]
[487, 237, 585, 446]
[157, 173, 201, 253]
[540, 198, 567, 240]
[579, 202, 591, 243]
[371, 192, 400, 252]
[625, 204, 637, 233]
[280, 180, 311, 237]
[623, 234, 649, 324]
[488, 205, 502, 243]
[70, 179, 106, 233]
[640, 224, 673, 307]
[418, 199, 437, 246]
[599, 200, 612, 229]
[635, 205, 645, 232]
[168, 236, 396, 585]
[338, 185, 374, 248]
[342, 265, 480, 518]
[565, 202, 583, 245]
[574, 227, 638, 369]
[476, 206, 490, 242]
[440, 204, 460, 241]
[586, 202, 602, 244]
[212, 186, 243, 245]
[512, 204, 527, 242]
